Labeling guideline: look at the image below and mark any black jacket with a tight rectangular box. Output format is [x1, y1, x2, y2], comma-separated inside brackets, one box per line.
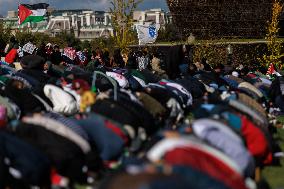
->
[11, 123, 88, 182]
[0, 131, 51, 187]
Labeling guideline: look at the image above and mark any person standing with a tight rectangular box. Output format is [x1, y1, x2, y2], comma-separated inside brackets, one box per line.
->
[137, 49, 150, 71]
[166, 45, 183, 79]
[85, 48, 104, 72]
[50, 45, 63, 65]
[5, 44, 19, 64]
[111, 49, 125, 68]
[102, 49, 111, 68]
[151, 51, 166, 75]
[4, 36, 17, 55]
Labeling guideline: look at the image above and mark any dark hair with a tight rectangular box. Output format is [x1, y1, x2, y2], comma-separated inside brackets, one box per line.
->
[96, 48, 103, 57]
[10, 36, 16, 43]
[114, 48, 121, 56]
[91, 50, 96, 56]
[213, 63, 224, 70]
[142, 50, 148, 56]
[103, 50, 109, 58]
[75, 46, 82, 52]
[112, 49, 125, 68]
[153, 51, 159, 58]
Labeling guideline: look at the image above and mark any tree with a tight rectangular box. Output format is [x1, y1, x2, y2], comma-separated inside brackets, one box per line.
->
[0, 23, 11, 42]
[0, 23, 12, 52]
[14, 29, 34, 46]
[81, 40, 91, 50]
[259, 0, 284, 68]
[53, 32, 80, 48]
[90, 37, 115, 52]
[193, 40, 227, 67]
[167, 0, 275, 39]
[110, 0, 143, 52]
[157, 23, 181, 42]
[33, 32, 51, 46]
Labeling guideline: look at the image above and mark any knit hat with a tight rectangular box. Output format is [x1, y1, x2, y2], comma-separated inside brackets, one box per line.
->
[20, 55, 45, 70]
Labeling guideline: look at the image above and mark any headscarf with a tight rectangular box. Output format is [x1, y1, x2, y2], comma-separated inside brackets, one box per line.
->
[72, 79, 91, 91]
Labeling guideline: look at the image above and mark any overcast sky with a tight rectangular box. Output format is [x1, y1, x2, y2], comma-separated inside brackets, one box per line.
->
[0, 0, 168, 16]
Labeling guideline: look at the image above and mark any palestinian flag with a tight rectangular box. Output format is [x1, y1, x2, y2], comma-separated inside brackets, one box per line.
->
[18, 3, 49, 25]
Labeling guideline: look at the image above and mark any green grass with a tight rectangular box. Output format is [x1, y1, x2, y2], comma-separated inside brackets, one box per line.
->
[262, 117, 284, 189]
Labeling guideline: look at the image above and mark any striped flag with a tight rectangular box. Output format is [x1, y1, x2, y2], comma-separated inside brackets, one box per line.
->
[18, 3, 49, 25]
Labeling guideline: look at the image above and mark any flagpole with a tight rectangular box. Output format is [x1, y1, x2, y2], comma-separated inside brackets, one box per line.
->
[18, 3, 20, 30]
[136, 25, 141, 50]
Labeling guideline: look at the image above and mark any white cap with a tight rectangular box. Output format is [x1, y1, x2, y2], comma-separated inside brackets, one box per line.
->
[232, 71, 239, 77]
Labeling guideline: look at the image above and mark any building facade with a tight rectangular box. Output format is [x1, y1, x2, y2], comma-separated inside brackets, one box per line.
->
[1, 8, 169, 40]
[1, 9, 113, 40]
[47, 9, 113, 40]
[133, 8, 172, 28]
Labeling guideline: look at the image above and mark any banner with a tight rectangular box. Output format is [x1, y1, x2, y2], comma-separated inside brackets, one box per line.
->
[136, 24, 160, 45]
[22, 42, 37, 55]
[63, 47, 77, 61]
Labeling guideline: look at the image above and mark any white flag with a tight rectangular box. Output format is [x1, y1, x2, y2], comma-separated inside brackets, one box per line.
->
[136, 24, 160, 45]
[22, 42, 37, 54]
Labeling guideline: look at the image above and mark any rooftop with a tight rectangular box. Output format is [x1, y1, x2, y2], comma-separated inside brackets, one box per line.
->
[50, 9, 107, 16]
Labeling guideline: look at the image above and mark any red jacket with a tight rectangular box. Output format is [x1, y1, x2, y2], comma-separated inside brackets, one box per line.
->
[241, 116, 272, 165]
[164, 147, 247, 189]
[5, 48, 18, 64]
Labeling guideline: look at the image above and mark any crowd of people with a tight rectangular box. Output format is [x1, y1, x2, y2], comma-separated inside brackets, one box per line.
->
[0, 37, 283, 189]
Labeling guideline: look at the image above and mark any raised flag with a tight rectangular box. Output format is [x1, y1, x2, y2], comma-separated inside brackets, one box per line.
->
[266, 63, 276, 76]
[22, 42, 37, 54]
[18, 3, 49, 25]
[63, 47, 77, 61]
[136, 24, 160, 45]
[266, 63, 282, 78]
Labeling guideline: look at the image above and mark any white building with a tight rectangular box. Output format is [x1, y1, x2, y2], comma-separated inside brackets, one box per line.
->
[133, 8, 172, 28]
[1, 9, 113, 40]
[47, 9, 114, 40]
[1, 8, 171, 40]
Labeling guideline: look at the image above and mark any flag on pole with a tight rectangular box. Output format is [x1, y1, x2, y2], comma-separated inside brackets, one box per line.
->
[136, 24, 160, 45]
[18, 3, 49, 25]
[266, 63, 276, 76]
[266, 63, 282, 78]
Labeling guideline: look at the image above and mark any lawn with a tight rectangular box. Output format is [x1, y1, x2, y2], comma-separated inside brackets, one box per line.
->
[263, 116, 284, 189]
